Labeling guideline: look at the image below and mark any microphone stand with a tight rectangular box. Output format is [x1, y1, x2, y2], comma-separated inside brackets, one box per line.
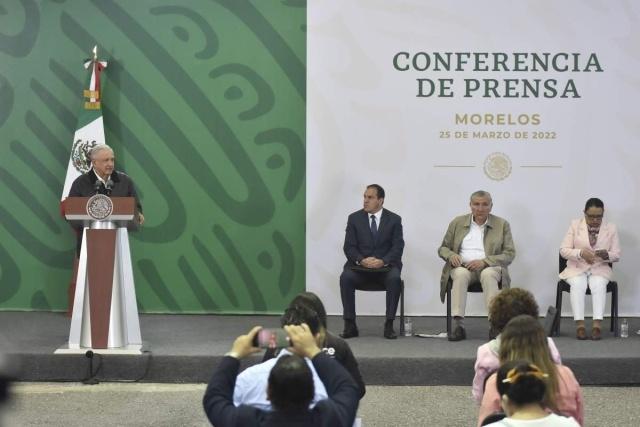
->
[83, 350, 100, 385]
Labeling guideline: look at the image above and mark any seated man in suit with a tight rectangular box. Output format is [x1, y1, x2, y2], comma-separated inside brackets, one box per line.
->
[438, 190, 515, 341]
[339, 184, 404, 340]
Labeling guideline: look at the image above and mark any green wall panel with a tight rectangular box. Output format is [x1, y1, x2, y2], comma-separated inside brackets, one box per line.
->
[0, 0, 306, 313]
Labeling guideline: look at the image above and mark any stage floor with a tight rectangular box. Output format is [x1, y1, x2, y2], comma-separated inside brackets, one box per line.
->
[2, 312, 639, 385]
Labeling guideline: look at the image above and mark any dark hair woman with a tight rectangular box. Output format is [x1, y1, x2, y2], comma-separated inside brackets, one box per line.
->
[478, 315, 584, 426]
[481, 360, 580, 426]
[559, 197, 620, 340]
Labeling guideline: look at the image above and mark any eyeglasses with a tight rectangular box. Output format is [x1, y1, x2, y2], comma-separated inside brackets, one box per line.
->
[585, 214, 603, 220]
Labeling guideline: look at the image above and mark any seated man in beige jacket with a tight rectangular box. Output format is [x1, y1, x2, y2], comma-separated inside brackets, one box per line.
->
[438, 190, 516, 341]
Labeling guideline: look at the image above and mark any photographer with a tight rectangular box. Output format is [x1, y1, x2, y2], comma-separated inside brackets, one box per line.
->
[232, 306, 328, 410]
[263, 292, 366, 399]
[202, 323, 359, 427]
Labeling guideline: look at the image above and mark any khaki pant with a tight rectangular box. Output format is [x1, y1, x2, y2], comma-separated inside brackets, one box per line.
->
[450, 266, 501, 317]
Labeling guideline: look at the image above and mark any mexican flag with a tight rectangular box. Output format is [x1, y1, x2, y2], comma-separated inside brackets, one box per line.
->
[60, 46, 108, 199]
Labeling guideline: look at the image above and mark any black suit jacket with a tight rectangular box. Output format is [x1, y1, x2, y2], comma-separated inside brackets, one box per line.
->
[343, 208, 404, 269]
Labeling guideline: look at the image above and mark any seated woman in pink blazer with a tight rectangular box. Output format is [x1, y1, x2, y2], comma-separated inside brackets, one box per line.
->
[560, 198, 621, 340]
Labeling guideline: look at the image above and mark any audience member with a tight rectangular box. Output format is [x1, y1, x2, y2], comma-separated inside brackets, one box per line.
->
[560, 197, 621, 340]
[482, 360, 580, 426]
[203, 323, 359, 426]
[233, 305, 328, 410]
[0, 353, 12, 405]
[478, 315, 583, 426]
[0, 352, 15, 426]
[263, 292, 366, 398]
[473, 288, 562, 403]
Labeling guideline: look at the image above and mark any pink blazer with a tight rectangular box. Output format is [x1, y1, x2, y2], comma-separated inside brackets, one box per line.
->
[559, 218, 620, 280]
[472, 337, 562, 403]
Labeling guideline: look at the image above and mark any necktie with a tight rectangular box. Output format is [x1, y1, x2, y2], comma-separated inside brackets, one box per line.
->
[370, 215, 378, 241]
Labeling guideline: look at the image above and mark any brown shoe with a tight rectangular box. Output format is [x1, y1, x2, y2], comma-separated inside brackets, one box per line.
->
[591, 327, 602, 341]
[576, 326, 587, 340]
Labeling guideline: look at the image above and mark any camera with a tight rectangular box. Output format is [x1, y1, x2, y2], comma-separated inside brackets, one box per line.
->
[252, 328, 290, 349]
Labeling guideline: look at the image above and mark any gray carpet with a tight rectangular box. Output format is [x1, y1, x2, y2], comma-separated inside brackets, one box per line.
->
[2, 312, 639, 385]
[3, 382, 640, 427]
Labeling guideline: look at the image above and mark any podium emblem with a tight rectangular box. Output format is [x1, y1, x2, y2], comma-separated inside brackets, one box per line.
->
[86, 194, 113, 220]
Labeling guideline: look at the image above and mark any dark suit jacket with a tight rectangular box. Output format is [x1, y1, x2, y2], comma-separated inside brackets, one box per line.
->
[343, 208, 404, 269]
[202, 353, 359, 427]
[68, 169, 142, 213]
[67, 169, 143, 255]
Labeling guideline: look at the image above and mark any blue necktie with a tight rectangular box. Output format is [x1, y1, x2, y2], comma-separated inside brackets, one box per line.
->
[370, 215, 378, 241]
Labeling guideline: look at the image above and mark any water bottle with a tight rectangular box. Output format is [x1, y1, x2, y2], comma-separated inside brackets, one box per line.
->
[403, 317, 413, 337]
[620, 319, 629, 338]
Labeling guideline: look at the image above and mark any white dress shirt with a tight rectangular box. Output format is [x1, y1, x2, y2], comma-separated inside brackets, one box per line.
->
[459, 217, 487, 263]
[232, 349, 328, 411]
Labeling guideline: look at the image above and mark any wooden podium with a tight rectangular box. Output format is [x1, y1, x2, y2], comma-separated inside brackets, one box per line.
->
[56, 196, 143, 354]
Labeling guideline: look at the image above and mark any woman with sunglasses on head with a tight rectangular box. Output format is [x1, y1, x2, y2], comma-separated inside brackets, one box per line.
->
[483, 360, 580, 426]
[560, 198, 621, 340]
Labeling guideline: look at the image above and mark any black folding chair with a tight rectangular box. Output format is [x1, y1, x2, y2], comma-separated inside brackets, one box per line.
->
[552, 254, 618, 337]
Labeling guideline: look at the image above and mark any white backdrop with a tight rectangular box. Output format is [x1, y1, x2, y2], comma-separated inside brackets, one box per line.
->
[306, 1, 640, 317]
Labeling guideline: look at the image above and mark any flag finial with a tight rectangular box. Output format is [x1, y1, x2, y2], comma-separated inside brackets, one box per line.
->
[92, 45, 97, 60]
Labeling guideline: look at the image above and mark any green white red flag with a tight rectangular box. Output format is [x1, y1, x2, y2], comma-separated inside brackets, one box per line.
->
[61, 46, 108, 199]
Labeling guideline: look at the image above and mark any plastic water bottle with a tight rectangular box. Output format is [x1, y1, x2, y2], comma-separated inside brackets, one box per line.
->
[620, 319, 629, 338]
[403, 317, 413, 337]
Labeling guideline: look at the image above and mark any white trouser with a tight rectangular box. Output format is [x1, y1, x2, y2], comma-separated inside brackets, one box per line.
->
[566, 272, 608, 321]
[450, 266, 501, 317]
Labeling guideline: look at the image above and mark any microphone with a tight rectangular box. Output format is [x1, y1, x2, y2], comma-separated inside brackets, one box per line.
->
[94, 179, 102, 195]
[105, 179, 114, 196]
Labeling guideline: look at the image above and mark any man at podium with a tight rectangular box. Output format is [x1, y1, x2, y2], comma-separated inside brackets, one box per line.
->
[60, 143, 145, 351]
[68, 144, 144, 225]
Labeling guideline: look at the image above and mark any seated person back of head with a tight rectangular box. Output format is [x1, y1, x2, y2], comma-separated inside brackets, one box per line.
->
[473, 288, 562, 403]
[483, 360, 580, 427]
[478, 315, 583, 427]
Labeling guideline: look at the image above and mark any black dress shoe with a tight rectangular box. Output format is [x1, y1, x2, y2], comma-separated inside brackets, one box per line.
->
[448, 325, 466, 342]
[340, 325, 359, 339]
[384, 321, 397, 339]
